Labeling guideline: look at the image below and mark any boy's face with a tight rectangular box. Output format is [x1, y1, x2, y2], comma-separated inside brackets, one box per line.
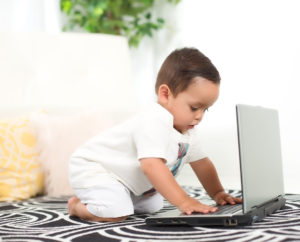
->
[158, 77, 219, 133]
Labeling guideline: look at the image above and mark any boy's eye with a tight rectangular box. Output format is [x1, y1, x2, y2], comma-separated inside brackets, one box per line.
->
[190, 106, 199, 111]
[190, 106, 210, 112]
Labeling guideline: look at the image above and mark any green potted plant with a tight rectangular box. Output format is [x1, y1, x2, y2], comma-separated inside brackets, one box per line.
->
[61, 0, 180, 47]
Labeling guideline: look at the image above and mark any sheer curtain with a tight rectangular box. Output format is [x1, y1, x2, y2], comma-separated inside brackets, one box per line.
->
[0, 0, 61, 33]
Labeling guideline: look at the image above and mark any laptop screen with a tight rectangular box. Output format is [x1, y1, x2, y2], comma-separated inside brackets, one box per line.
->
[236, 104, 284, 213]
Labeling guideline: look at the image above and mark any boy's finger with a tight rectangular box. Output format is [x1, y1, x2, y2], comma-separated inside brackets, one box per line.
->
[184, 209, 207, 215]
[185, 210, 192, 215]
[210, 206, 218, 212]
[218, 198, 226, 205]
[205, 205, 218, 213]
[234, 197, 242, 203]
[194, 205, 217, 214]
[225, 196, 236, 205]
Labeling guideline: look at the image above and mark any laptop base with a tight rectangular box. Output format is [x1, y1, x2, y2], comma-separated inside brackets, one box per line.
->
[146, 213, 253, 227]
[146, 196, 286, 227]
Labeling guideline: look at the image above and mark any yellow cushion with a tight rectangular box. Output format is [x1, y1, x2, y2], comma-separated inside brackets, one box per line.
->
[0, 115, 44, 201]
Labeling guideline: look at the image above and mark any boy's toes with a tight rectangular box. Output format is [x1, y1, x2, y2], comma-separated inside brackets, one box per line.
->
[68, 196, 80, 215]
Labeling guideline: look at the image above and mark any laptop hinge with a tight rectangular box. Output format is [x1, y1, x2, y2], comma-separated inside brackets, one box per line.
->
[249, 195, 286, 222]
[251, 195, 283, 210]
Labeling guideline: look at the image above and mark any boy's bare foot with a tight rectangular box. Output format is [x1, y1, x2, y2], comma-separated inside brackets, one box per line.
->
[68, 196, 80, 216]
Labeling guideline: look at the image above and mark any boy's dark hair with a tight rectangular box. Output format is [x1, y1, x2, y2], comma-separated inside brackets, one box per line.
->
[155, 48, 221, 97]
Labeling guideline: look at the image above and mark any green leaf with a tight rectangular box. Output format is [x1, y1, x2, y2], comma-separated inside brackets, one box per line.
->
[60, 0, 180, 48]
[61, 0, 73, 14]
[157, 18, 164, 24]
[93, 7, 104, 17]
[145, 12, 151, 19]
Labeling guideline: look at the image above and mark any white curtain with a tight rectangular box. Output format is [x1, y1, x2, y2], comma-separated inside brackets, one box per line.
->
[0, 0, 61, 33]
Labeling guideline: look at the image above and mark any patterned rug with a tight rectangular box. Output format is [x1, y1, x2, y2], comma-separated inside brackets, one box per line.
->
[0, 187, 300, 242]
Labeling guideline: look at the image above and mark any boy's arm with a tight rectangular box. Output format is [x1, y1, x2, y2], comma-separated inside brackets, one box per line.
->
[190, 157, 242, 205]
[140, 158, 218, 214]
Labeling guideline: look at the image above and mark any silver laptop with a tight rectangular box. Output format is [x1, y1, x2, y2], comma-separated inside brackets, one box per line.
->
[146, 104, 286, 226]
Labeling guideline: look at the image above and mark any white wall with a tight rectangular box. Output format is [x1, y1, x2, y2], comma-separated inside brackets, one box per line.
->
[0, 0, 61, 33]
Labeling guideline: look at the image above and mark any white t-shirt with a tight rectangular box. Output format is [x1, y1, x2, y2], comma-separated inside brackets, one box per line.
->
[69, 103, 207, 196]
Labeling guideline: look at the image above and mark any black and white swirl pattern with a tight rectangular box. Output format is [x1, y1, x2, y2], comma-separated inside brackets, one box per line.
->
[0, 187, 299, 242]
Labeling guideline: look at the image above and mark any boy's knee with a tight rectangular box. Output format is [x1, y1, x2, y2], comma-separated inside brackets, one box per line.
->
[87, 203, 133, 219]
[141, 199, 163, 213]
[133, 193, 164, 214]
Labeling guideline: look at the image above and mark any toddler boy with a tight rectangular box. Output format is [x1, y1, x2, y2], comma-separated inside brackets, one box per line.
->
[68, 47, 242, 222]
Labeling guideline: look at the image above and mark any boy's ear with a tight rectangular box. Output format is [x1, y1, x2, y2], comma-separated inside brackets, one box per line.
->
[157, 84, 172, 104]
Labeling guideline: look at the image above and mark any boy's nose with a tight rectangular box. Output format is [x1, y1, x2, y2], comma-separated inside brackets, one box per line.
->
[195, 112, 203, 122]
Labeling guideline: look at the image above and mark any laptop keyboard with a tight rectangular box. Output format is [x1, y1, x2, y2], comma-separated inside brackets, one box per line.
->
[213, 204, 242, 215]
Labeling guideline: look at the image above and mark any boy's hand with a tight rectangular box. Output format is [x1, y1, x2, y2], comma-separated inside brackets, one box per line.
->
[213, 191, 242, 206]
[178, 197, 218, 215]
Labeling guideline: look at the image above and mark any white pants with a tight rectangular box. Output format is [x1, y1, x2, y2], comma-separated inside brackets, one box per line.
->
[73, 183, 163, 218]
